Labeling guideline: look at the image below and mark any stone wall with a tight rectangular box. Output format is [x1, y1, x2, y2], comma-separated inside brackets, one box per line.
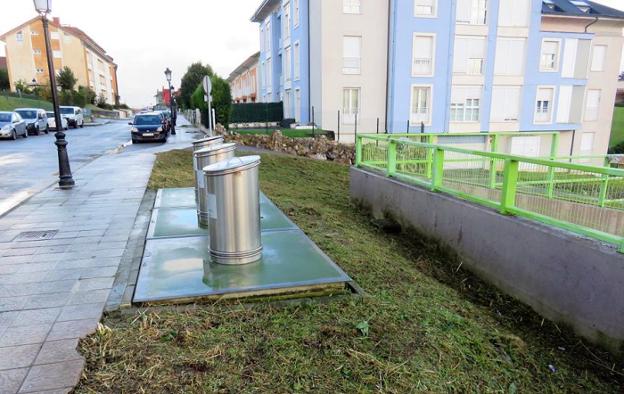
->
[223, 131, 355, 165]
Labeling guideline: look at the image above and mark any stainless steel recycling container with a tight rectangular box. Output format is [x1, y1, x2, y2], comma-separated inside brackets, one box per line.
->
[192, 136, 224, 206]
[203, 155, 262, 265]
[194, 143, 236, 227]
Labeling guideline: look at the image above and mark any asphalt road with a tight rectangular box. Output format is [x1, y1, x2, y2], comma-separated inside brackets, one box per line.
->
[0, 119, 202, 216]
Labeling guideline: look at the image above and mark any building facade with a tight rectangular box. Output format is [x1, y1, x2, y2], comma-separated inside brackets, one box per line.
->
[252, 0, 624, 152]
[228, 52, 260, 103]
[0, 17, 119, 104]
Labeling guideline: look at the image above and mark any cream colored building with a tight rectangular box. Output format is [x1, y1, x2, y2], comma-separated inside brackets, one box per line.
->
[0, 17, 119, 104]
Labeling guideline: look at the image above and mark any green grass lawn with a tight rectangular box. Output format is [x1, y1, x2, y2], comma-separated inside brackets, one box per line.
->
[77, 149, 623, 393]
[233, 128, 330, 138]
[609, 107, 624, 148]
[0, 95, 52, 111]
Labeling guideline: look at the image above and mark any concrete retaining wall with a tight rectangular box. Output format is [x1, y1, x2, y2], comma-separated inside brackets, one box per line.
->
[350, 167, 624, 353]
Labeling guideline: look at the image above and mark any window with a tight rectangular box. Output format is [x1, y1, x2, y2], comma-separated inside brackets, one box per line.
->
[490, 86, 520, 122]
[557, 85, 573, 123]
[535, 87, 554, 123]
[584, 89, 601, 122]
[265, 22, 271, 53]
[53, 50, 62, 59]
[294, 0, 300, 26]
[31, 30, 39, 36]
[498, 0, 530, 27]
[265, 59, 272, 92]
[284, 46, 292, 82]
[260, 28, 264, 52]
[283, 2, 291, 40]
[450, 86, 481, 122]
[36, 68, 44, 74]
[456, 0, 487, 25]
[295, 89, 301, 121]
[580, 132, 595, 152]
[454, 36, 486, 75]
[284, 89, 292, 118]
[494, 38, 525, 75]
[412, 34, 435, 76]
[540, 40, 560, 72]
[33, 49, 42, 55]
[344, 0, 360, 14]
[410, 86, 432, 125]
[414, 0, 436, 17]
[294, 42, 300, 80]
[342, 88, 360, 124]
[50, 31, 60, 40]
[591, 45, 607, 72]
[16, 31, 23, 42]
[343, 36, 362, 74]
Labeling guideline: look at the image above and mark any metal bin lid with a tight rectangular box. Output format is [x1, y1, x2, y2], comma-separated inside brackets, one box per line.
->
[192, 136, 223, 146]
[203, 155, 261, 176]
[194, 143, 236, 157]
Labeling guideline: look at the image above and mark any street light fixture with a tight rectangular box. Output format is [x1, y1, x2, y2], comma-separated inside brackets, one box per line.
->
[33, 0, 74, 189]
[164, 67, 176, 134]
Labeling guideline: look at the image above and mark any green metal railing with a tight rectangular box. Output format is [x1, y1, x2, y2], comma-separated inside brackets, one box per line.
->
[356, 134, 624, 251]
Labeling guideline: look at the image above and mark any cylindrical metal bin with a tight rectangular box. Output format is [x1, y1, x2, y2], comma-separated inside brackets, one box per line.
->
[192, 136, 224, 206]
[194, 143, 236, 227]
[203, 155, 262, 265]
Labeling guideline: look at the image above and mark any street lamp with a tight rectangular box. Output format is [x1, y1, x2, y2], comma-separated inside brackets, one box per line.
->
[34, 0, 74, 189]
[164, 67, 176, 134]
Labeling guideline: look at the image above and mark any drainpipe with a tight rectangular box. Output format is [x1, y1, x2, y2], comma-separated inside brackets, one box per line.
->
[384, 0, 392, 133]
[307, 0, 311, 125]
[584, 16, 599, 33]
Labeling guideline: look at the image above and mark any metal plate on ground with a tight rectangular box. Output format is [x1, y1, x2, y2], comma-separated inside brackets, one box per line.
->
[154, 188, 197, 209]
[148, 189, 297, 239]
[133, 231, 351, 304]
[14, 230, 58, 242]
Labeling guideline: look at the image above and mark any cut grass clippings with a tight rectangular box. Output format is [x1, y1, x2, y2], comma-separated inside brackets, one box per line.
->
[77, 149, 623, 393]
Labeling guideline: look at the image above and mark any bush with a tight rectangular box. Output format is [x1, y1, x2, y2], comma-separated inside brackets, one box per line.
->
[57, 66, 77, 91]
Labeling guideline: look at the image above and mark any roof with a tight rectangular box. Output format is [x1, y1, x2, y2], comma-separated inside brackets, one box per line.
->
[542, 0, 624, 19]
[251, 0, 281, 22]
[227, 52, 260, 82]
[0, 17, 116, 65]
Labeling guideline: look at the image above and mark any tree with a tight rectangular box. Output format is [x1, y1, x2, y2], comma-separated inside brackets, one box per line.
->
[78, 86, 96, 105]
[190, 74, 232, 129]
[15, 80, 33, 94]
[0, 69, 9, 90]
[180, 62, 213, 109]
[210, 75, 232, 128]
[96, 92, 108, 108]
[57, 66, 77, 91]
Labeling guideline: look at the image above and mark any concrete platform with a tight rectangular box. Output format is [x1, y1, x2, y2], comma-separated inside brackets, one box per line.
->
[134, 188, 352, 304]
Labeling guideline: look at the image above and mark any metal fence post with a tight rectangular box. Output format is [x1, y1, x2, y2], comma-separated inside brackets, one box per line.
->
[546, 132, 560, 198]
[500, 159, 519, 215]
[598, 175, 609, 208]
[387, 139, 397, 177]
[355, 134, 363, 166]
[406, 120, 409, 133]
[488, 134, 499, 189]
[425, 135, 434, 179]
[354, 112, 358, 139]
[431, 148, 445, 191]
[312, 106, 315, 136]
[337, 110, 340, 143]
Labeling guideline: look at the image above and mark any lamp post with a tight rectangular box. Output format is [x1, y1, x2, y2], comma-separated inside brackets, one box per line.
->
[164, 67, 176, 135]
[34, 0, 74, 189]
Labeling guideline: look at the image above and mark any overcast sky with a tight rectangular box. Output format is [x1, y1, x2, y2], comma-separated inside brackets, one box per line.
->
[1, 0, 623, 108]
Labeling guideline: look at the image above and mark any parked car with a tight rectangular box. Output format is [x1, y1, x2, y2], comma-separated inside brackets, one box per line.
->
[59, 106, 84, 128]
[0, 111, 28, 140]
[46, 111, 68, 131]
[14, 108, 48, 135]
[155, 110, 172, 131]
[129, 112, 170, 143]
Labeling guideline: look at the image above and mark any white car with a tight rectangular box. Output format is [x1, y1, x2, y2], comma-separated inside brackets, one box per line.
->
[14, 108, 48, 135]
[59, 106, 84, 128]
[46, 111, 68, 131]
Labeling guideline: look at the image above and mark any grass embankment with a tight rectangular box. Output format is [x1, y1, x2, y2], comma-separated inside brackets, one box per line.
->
[610, 107, 624, 148]
[0, 95, 52, 111]
[233, 128, 329, 138]
[77, 149, 623, 393]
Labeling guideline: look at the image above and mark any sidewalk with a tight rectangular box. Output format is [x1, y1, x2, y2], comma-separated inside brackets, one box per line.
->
[0, 118, 202, 393]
